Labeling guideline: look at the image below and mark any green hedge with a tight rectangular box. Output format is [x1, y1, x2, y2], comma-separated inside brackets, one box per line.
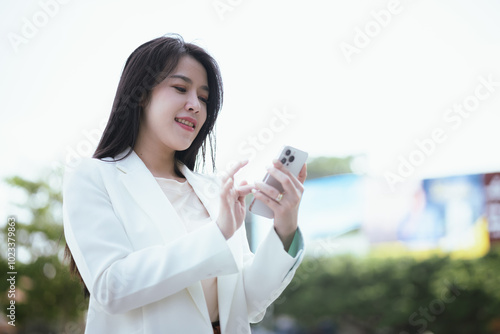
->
[274, 246, 500, 333]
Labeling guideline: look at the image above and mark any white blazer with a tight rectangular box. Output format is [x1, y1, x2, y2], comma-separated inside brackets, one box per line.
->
[63, 149, 304, 334]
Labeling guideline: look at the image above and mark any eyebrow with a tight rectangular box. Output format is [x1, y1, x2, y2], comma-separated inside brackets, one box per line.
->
[169, 74, 209, 92]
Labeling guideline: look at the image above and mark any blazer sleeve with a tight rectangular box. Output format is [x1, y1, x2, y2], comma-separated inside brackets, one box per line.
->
[63, 159, 239, 315]
[241, 222, 305, 322]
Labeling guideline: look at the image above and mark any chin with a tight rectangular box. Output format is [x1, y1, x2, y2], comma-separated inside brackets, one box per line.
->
[171, 141, 195, 152]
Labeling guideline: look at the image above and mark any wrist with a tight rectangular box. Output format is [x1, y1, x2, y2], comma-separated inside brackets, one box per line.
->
[274, 218, 297, 239]
[274, 226, 297, 252]
[216, 220, 233, 240]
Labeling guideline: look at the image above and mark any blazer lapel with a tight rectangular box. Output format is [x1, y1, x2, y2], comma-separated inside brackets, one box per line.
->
[115, 150, 212, 324]
[181, 164, 243, 267]
[181, 165, 243, 331]
[115, 149, 187, 243]
[115, 151, 241, 327]
[180, 164, 220, 220]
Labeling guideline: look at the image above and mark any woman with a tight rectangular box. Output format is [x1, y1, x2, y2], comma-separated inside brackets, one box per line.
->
[63, 35, 307, 334]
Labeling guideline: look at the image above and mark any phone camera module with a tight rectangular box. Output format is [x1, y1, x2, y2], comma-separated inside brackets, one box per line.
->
[289, 156, 295, 162]
[281, 158, 287, 164]
[285, 149, 291, 156]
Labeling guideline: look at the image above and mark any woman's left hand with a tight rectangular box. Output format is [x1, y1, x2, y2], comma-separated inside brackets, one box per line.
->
[252, 160, 307, 251]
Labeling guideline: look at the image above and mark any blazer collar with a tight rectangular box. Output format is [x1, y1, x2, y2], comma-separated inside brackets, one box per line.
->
[113, 148, 221, 224]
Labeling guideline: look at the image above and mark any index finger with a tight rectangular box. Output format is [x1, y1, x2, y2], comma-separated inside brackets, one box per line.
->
[221, 160, 248, 182]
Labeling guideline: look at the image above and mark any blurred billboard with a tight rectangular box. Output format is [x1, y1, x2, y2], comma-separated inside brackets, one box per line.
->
[251, 171, 499, 258]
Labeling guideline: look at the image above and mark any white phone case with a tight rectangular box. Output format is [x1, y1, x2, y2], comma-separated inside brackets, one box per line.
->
[249, 146, 308, 219]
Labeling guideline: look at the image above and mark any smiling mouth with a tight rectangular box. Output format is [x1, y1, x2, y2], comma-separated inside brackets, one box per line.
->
[175, 118, 195, 129]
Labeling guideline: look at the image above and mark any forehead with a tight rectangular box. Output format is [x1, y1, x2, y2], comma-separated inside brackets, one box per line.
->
[170, 56, 208, 85]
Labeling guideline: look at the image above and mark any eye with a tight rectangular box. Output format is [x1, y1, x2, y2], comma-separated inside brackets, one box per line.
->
[199, 96, 208, 104]
[174, 86, 186, 93]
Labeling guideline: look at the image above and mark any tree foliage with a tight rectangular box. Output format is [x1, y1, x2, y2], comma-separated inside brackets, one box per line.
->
[0, 168, 87, 333]
[273, 248, 500, 333]
[306, 156, 358, 180]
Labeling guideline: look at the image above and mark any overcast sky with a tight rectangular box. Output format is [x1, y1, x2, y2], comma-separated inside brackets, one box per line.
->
[2, 0, 500, 220]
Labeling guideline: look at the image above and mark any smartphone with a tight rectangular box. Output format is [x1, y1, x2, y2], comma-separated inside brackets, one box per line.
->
[249, 145, 308, 219]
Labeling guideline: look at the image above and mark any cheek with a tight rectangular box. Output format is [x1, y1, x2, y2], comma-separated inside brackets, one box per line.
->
[148, 98, 174, 123]
[142, 105, 171, 135]
[145, 108, 165, 130]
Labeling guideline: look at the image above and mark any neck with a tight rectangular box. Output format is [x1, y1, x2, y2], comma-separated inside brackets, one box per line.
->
[134, 136, 179, 180]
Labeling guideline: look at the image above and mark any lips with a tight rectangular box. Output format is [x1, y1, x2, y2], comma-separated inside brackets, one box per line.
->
[174, 117, 197, 129]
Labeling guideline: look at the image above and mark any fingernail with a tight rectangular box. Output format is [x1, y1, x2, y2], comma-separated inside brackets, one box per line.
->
[251, 188, 257, 194]
[272, 158, 280, 164]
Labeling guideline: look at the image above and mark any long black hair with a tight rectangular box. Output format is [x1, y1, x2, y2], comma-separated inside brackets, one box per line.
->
[96, 34, 223, 172]
[65, 34, 224, 296]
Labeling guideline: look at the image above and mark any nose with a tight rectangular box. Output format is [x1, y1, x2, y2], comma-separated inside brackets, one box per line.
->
[185, 91, 200, 113]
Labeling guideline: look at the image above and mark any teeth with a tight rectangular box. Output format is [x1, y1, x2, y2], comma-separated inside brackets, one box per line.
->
[175, 118, 194, 128]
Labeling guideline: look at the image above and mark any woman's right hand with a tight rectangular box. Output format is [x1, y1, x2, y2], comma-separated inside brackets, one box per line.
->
[216, 160, 253, 239]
